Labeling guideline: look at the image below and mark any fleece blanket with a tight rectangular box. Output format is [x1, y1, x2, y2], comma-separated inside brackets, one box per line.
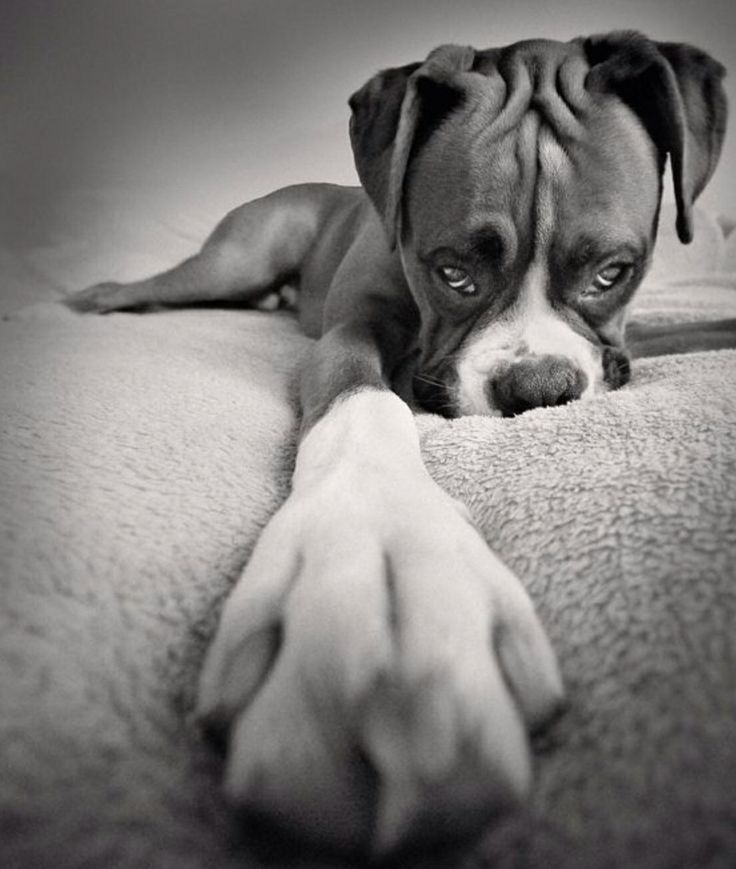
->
[1, 192, 736, 869]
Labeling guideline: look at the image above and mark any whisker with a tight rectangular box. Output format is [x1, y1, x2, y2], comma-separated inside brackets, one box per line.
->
[413, 373, 447, 387]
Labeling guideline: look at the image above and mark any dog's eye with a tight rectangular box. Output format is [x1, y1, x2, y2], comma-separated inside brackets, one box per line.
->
[438, 266, 476, 294]
[592, 264, 625, 291]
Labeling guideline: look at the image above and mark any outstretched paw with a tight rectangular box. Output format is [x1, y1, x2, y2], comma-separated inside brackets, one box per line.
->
[197, 467, 563, 855]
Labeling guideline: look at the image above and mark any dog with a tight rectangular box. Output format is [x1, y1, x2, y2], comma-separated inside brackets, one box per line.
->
[66, 31, 734, 857]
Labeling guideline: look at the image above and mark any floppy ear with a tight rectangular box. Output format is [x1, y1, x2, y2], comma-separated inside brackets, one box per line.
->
[578, 31, 727, 244]
[349, 44, 476, 248]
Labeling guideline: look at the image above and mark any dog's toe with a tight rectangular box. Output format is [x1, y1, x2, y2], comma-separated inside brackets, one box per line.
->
[65, 282, 126, 313]
[223, 657, 375, 853]
[494, 590, 565, 733]
[363, 664, 529, 856]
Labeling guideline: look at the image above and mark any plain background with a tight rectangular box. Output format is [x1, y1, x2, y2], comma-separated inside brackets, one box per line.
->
[2, 0, 735, 248]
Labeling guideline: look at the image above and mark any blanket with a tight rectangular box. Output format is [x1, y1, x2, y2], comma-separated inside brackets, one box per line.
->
[1, 192, 735, 869]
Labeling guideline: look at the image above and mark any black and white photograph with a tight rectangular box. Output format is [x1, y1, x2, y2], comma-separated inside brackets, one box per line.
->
[1, 1, 735, 867]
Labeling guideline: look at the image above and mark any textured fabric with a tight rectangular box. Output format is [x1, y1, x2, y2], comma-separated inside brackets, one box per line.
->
[1, 193, 735, 868]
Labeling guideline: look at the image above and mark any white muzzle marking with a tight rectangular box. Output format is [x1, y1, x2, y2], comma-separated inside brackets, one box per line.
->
[455, 264, 602, 416]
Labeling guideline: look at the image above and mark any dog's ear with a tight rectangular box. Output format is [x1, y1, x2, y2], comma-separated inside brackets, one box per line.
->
[349, 44, 476, 248]
[578, 31, 727, 243]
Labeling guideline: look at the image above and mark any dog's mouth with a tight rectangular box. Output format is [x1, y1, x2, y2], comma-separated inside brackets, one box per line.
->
[601, 345, 631, 390]
[413, 344, 631, 419]
[411, 369, 459, 417]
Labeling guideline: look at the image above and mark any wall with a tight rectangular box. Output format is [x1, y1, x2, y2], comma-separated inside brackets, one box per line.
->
[2, 0, 734, 246]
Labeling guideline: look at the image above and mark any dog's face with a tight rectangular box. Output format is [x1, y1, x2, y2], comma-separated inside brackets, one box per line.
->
[349, 34, 727, 416]
[400, 94, 658, 416]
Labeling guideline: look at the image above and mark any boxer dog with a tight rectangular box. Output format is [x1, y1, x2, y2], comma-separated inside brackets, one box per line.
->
[67, 31, 732, 857]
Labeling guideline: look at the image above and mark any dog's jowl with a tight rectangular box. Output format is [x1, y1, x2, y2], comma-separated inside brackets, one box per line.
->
[67, 32, 731, 855]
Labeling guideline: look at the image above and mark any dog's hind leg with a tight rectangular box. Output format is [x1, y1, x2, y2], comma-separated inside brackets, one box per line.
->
[65, 186, 324, 314]
[626, 318, 736, 358]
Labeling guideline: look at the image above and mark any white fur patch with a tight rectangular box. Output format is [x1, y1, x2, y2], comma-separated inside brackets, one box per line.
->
[535, 126, 570, 250]
[294, 389, 426, 492]
[454, 125, 602, 416]
[455, 263, 602, 415]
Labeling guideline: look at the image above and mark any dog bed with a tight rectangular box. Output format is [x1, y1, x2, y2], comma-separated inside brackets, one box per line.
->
[1, 190, 735, 869]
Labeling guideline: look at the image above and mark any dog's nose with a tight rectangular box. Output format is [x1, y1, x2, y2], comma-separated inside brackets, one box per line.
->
[490, 355, 587, 417]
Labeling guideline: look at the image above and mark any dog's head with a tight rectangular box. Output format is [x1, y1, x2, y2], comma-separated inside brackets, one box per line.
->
[349, 32, 727, 416]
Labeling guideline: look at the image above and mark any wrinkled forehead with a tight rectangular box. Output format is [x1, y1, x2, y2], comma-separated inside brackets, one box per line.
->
[403, 72, 661, 256]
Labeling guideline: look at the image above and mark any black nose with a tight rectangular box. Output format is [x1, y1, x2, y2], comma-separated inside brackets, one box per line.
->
[490, 355, 588, 417]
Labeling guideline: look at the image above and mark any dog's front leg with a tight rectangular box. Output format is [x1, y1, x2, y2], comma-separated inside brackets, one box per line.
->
[197, 318, 564, 856]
